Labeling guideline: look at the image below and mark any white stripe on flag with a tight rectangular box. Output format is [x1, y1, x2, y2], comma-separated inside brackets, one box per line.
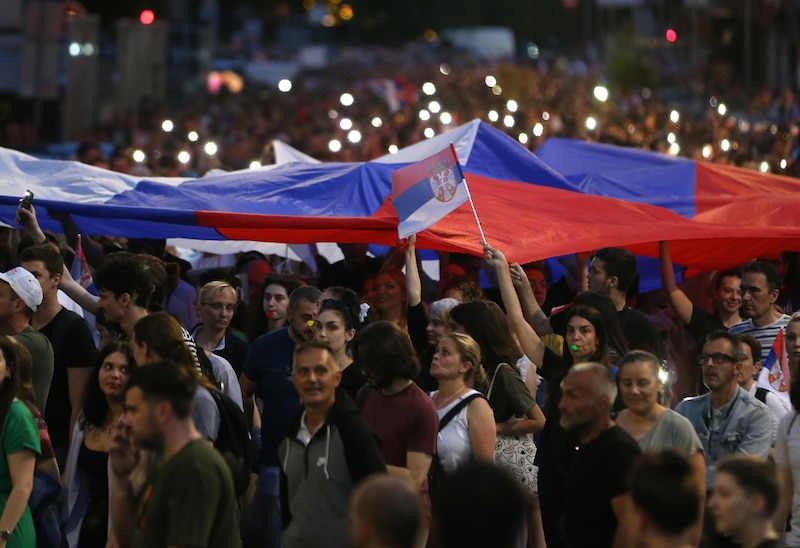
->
[397, 184, 468, 239]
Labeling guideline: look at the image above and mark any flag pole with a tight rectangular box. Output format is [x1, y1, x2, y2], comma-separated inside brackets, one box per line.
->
[450, 143, 487, 245]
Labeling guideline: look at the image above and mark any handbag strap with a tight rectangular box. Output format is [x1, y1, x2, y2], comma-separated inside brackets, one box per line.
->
[438, 393, 484, 432]
[487, 363, 510, 400]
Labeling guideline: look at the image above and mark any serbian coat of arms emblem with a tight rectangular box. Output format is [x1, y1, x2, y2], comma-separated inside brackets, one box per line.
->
[428, 159, 458, 202]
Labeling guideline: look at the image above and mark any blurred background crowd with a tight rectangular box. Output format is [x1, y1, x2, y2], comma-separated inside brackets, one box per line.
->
[2, 0, 800, 177]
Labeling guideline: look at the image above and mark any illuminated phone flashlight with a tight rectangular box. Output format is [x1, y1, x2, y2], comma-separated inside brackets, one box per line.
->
[593, 86, 609, 102]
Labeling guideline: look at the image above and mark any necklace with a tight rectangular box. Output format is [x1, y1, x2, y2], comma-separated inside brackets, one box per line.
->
[435, 386, 468, 410]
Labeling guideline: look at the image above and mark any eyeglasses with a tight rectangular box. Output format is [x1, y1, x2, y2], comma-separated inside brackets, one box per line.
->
[697, 352, 737, 365]
[202, 302, 236, 313]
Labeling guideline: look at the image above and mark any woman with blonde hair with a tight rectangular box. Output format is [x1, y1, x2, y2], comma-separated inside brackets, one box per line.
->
[191, 280, 250, 377]
[429, 333, 496, 475]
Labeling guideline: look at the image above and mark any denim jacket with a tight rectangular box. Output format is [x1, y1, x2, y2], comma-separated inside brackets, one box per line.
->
[675, 385, 772, 490]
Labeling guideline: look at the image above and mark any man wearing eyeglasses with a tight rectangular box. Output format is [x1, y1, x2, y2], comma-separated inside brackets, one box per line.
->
[676, 331, 772, 546]
[676, 331, 772, 492]
[728, 261, 790, 354]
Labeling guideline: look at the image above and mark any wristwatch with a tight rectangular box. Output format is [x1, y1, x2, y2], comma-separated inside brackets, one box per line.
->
[0, 530, 10, 541]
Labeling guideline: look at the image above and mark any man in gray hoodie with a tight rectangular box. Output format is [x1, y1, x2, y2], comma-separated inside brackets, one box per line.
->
[279, 341, 386, 547]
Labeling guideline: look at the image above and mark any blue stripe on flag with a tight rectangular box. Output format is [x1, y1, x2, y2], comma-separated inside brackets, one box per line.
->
[392, 178, 435, 220]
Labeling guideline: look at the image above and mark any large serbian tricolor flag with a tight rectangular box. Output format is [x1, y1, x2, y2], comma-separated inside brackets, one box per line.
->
[1, 120, 800, 270]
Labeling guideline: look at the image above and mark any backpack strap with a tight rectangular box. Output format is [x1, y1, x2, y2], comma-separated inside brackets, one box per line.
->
[438, 393, 485, 432]
[754, 387, 769, 404]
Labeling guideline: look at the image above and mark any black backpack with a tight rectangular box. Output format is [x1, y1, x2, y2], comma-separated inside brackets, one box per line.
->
[209, 389, 253, 498]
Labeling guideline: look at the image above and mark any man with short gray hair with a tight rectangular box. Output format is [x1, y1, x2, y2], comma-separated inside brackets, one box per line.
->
[558, 362, 641, 548]
[676, 331, 772, 487]
[240, 284, 322, 548]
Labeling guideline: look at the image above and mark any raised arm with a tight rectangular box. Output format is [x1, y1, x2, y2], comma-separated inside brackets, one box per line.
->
[659, 241, 694, 325]
[15, 204, 47, 244]
[484, 245, 545, 365]
[404, 236, 421, 307]
[575, 251, 590, 293]
[509, 263, 553, 335]
[58, 265, 99, 315]
[49, 212, 107, 269]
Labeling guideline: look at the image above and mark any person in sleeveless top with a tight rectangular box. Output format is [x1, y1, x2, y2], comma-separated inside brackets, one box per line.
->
[62, 342, 136, 548]
[429, 333, 495, 474]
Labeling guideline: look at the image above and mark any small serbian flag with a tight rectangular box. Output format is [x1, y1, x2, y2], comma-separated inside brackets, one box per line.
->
[757, 327, 791, 405]
[391, 146, 469, 238]
[70, 234, 96, 293]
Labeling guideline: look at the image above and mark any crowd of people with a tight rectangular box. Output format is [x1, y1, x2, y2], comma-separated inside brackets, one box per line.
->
[2, 39, 800, 548]
[0, 189, 791, 547]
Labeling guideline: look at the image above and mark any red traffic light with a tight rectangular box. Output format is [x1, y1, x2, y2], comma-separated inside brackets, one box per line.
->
[665, 28, 677, 42]
[139, 9, 155, 25]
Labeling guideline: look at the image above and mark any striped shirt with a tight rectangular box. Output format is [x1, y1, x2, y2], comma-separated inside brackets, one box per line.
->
[728, 314, 791, 353]
[180, 325, 203, 373]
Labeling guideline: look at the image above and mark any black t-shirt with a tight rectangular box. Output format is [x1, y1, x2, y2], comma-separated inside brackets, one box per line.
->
[618, 306, 666, 360]
[415, 345, 438, 394]
[561, 426, 641, 547]
[687, 306, 724, 344]
[407, 302, 428, 357]
[41, 308, 98, 449]
[535, 348, 573, 548]
[340, 360, 368, 401]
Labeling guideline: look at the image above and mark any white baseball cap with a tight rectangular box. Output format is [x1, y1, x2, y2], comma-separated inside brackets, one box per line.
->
[0, 267, 43, 312]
